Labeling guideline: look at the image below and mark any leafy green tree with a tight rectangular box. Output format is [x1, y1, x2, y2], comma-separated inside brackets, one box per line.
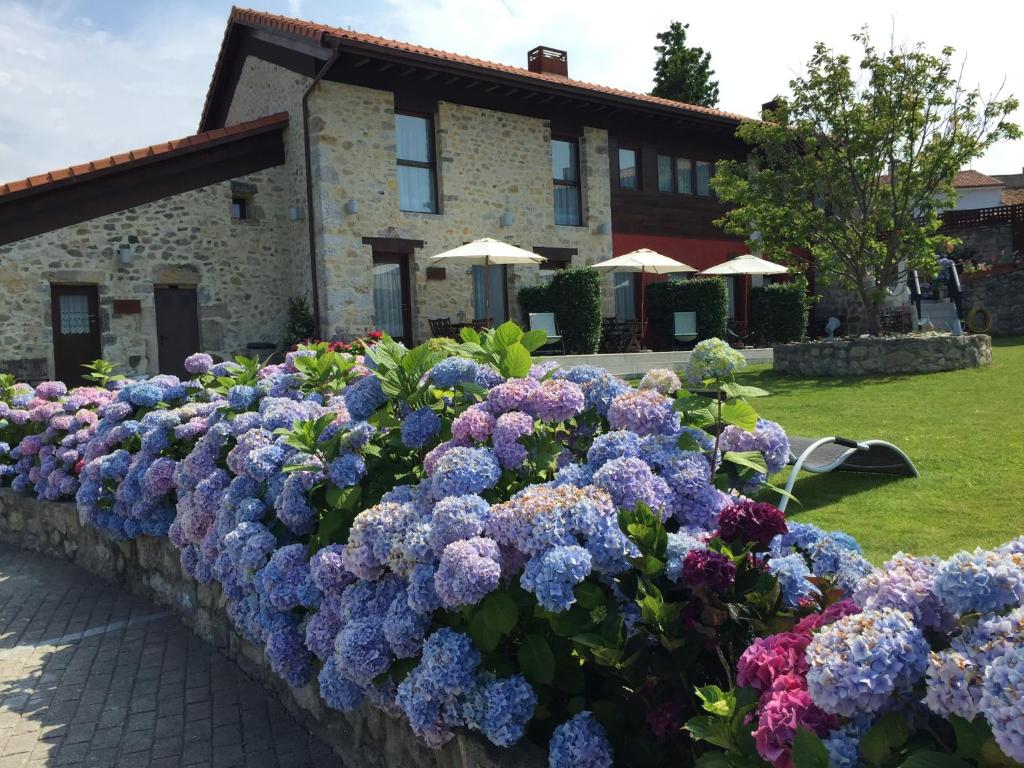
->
[713, 31, 1019, 334]
[651, 21, 720, 107]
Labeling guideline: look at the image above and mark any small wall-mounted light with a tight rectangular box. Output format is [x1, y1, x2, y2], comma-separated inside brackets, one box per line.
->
[596, 221, 611, 235]
[500, 210, 515, 228]
[117, 243, 134, 267]
[288, 205, 305, 221]
[344, 199, 358, 215]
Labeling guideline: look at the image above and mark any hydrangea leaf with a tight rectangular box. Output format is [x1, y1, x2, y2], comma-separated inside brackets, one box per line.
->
[520, 329, 549, 352]
[479, 591, 518, 635]
[720, 399, 758, 431]
[517, 634, 555, 685]
[501, 343, 532, 379]
[861, 712, 910, 766]
[791, 727, 830, 768]
[896, 753, 971, 768]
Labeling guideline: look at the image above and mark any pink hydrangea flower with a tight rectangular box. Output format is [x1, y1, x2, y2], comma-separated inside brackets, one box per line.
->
[737, 633, 811, 692]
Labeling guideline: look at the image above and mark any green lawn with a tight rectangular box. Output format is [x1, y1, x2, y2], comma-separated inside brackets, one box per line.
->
[738, 337, 1024, 563]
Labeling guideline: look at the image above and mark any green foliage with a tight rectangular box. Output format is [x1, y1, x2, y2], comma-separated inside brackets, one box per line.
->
[750, 281, 810, 345]
[646, 278, 728, 349]
[456, 321, 547, 379]
[650, 21, 720, 107]
[369, 335, 451, 408]
[81, 359, 124, 387]
[518, 283, 554, 318]
[288, 343, 357, 394]
[548, 267, 603, 354]
[713, 30, 1019, 333]
[285, 295, 316, 346]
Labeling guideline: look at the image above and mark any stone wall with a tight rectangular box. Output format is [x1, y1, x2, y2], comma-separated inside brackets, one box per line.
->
[961, 268, 1024, 335]
[773, 333, 992, 377]
[308, 80, 613, 342]
[225, 56, 316, 309]
[0, 488, 545, 768]
[0, 170, 300, 379]
[950, 224, 1014, 264]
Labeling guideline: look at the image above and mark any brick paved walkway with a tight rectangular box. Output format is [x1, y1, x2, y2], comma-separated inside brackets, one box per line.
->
[0, 543, 342, 767]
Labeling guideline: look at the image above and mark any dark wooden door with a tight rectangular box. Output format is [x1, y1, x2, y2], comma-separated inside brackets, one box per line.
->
[50, 284, 102, 386]
[154, 286, 200, 378]
[372, 253, 413, 345]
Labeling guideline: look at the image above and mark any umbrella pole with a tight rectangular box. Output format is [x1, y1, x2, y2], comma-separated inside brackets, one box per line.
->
[484, 256, 491, 326]
[639, 268, 646, 349]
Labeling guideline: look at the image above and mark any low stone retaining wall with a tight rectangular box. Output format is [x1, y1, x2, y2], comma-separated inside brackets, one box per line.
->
[0, 489, 544, 768]
[772, 333, 992, 377]
[961, 267, 1024, 335]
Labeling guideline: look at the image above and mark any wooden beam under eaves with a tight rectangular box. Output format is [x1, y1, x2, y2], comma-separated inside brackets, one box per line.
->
[352, 57, 370, 68]
[377, 61, 393, 72]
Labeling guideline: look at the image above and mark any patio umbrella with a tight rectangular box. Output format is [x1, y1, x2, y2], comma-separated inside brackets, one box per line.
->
[699, 253, 789, 276]
[591, 248, 697, 330]
[428, 238, 546, 323]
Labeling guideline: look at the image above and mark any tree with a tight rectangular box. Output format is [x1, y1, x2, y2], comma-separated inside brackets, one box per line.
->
[651, 22, 720, 107]
[712, 31, 1019, 334]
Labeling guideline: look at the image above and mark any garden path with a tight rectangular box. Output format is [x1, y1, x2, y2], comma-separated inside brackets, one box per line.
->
[0, 544, 342, 768]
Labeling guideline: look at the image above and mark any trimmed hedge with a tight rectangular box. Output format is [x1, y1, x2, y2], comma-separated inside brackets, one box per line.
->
[750, 281, 810, 344]
[549, 267, 603, 353]
[517, 284, 553, 318]
[646, 277, 728, 349]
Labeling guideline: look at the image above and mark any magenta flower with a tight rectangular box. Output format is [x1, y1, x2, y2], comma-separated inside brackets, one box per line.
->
[737, 633, 811, 692]
[753, 676, 838, 768]
[716, 501, 788, 550]
[681, 549, 736, 594]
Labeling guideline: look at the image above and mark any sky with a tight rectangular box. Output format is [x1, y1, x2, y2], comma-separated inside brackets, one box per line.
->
[1, 0, 1021, 183]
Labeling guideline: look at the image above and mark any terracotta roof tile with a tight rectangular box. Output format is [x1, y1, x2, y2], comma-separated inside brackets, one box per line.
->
[953, 169, 1005, 188]
[218, 6, 749, 124]
[1002, 188, 1024, 206]
[0, 112, 288, 199]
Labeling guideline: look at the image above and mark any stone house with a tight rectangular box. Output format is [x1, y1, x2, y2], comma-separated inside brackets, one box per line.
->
[0, 7, 747, 384]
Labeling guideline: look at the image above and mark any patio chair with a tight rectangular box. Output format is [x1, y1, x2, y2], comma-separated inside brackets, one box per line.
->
[528, 312, 564, 354]
[673, 311, 697, 346]
[428, 317, 453, 338]
[777, 436, 919, 512]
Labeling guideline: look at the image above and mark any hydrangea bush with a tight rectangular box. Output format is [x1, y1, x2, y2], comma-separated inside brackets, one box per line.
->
[3, 331, 1021, 768]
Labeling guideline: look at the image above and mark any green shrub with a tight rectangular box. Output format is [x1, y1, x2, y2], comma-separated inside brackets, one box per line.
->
[517, 283, 553, 320]
[750, 280, 809, 344]
[286, 296, 316, 346]
[548, 267, 602, 353]
[645, 277, 728, 349]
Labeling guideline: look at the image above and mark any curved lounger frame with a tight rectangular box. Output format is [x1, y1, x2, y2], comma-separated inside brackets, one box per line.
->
[778, 436, 920, 512]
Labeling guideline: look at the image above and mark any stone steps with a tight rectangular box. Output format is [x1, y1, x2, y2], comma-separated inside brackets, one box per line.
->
[916, 300, 961, 332]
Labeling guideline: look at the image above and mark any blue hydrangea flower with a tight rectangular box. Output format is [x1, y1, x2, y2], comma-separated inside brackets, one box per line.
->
[227, 385, 258, 410]
[978, 646, 1024, 762]
[548, 711, 614, 768]
[255, 544, 321, 610]
[665, 532, 704, 582]
[401, 407, 441, 449]
[521, 545, 592, 612]
[806, 608, 930, 717]
[342, 375, 387, 421]
[335, 617, 391, 686]
[429, 494, 489, 555]
[429, 357, 482, 389]
[474, 674, 536, 747]
[329, 453, 366, 488]
[429, 447, 500, 498]
[382, 591, 431, 658]
[768, 553, 820, 608]
[586, 430, 642, 469]
[318, 654, 365, 711]
[310, 544, 354, 596]
[933, 548, 1024, 616]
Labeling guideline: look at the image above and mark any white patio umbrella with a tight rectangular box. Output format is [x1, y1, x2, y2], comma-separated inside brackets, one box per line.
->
[699, 253, 789, 276]
[591, 248, 697, 330]
[428, 238, 546, 323]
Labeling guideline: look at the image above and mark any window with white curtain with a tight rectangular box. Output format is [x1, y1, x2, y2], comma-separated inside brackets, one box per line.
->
[614, 273, 637, 320]
[696, 160, 714, 197]
[396, 113, 438, 213]
[373, 262, 406, 338]
[552, 138, 581, 226]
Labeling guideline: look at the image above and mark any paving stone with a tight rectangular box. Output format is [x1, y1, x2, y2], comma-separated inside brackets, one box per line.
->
[0, 545, 342, 767]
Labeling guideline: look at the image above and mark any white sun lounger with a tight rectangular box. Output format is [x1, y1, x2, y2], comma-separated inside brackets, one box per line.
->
[778, 436, 919, 512]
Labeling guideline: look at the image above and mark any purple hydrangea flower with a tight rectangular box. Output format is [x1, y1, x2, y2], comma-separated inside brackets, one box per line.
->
[429, 447, 500, 498]
[184, 352, 213, 374]
[401, 407, 441, 449]
[434, 537, 502, 609]
[328, 453, 366, 488]
[607, 389, 677, 436]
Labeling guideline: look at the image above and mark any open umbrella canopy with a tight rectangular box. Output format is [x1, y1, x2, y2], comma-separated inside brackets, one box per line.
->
[700, 253, 789, 276]
[428, 237, 546, 266]
[591, 248, 697, 274]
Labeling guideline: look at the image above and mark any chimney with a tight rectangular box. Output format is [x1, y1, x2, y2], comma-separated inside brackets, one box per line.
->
[528, 46, 568, 77]
[761, 99, 780, 119]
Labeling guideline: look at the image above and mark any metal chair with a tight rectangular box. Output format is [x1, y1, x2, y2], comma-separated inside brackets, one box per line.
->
[673, 311, 697, 347]
[528, 312, 564, 354]
[428, 317, 453, 338]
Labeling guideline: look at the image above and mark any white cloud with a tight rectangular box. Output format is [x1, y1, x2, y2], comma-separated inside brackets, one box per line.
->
[0, 1, 224, 181]
[0, 0, 1019, 183]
